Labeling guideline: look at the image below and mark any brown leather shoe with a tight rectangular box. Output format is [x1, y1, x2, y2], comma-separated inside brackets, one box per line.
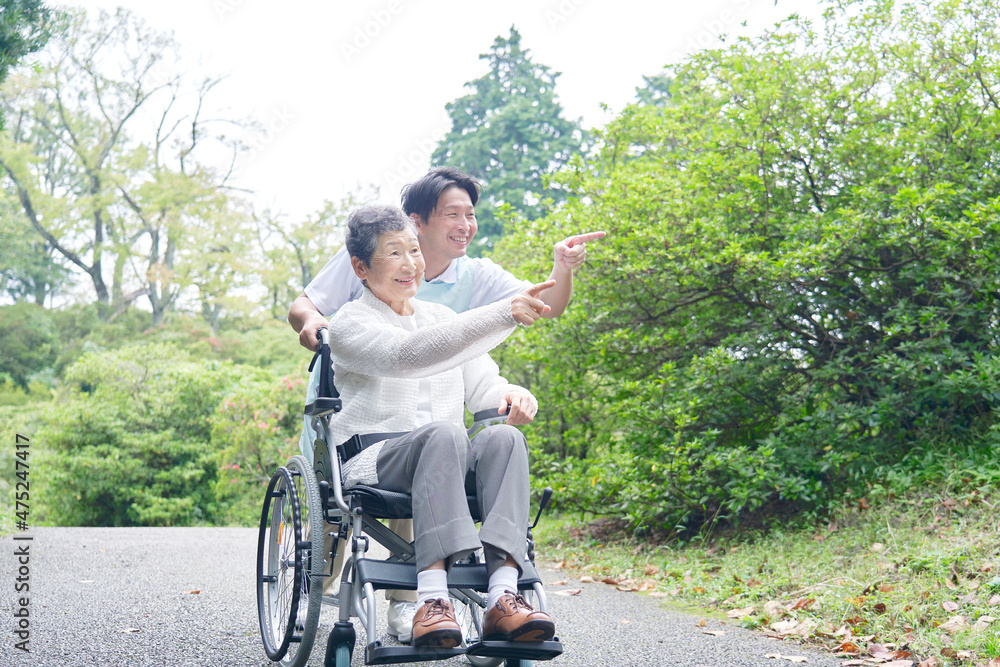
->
[482, 591, 556, 642]
[411, 598, 463, 648]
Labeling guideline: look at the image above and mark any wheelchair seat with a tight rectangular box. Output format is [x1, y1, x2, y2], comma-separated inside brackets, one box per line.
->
[347, 485, 483, 522]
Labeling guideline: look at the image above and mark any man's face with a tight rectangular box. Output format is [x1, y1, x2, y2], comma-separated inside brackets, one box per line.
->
[415, 186, 478, 262]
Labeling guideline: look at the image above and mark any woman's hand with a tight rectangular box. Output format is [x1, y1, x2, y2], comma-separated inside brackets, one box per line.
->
[499, 390, 538, 426]
[511, 280, 555, 326]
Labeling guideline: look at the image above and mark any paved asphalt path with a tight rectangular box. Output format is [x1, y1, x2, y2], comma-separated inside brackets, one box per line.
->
[1, 528, 844, 667]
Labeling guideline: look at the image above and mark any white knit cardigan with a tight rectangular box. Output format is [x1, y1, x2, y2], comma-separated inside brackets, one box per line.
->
[327, 288, 536, 487]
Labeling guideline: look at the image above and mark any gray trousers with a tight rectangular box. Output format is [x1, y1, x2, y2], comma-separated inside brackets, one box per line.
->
[374, 422, 530, 576]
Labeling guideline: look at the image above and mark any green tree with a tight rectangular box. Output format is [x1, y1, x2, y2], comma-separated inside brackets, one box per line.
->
[634, 71, 673, 107]
[0, 0, 51, 131]
[0, 8, 253, 322]
[431, 26, 584, 253]
[0, 190, 68, 303]
[494, 0, 1000, 534]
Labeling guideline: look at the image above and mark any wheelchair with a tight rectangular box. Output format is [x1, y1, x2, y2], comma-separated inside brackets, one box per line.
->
[256, 328, 563, 667]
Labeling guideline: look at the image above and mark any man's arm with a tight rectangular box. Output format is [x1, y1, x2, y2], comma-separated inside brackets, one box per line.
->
[537, 231, 606, 318]
[288, 246, 362, 351]
[288, 293, 330, 351]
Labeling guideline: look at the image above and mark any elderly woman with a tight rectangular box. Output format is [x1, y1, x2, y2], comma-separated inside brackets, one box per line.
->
[325, 204, 556, 648]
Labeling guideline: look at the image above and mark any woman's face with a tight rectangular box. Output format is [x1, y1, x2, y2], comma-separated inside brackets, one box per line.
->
[353, 228, 425, 313]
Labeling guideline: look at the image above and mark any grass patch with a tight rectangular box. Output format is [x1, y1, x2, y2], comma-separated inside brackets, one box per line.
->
[535, 490, 1000, 666]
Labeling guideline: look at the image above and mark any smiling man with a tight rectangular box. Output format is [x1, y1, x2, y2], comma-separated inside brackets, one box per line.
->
[287, 166, 603, 643]
[289, 166, 603, 351]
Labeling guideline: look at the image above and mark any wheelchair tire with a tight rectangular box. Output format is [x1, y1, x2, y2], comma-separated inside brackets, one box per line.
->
[459, 601, 501, 667]
[284, 455, 325, 667]
[335, 644, 351, 667]
[256, 458, 324, 667]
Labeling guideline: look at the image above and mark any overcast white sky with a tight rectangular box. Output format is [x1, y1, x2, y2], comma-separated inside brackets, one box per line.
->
[52, 0, 828, 222]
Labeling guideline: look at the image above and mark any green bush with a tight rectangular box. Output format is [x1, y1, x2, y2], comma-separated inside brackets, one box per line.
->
[210, 372, 306, 526]
[35, 344, 258, 526]
[495, 0, 1000, 536]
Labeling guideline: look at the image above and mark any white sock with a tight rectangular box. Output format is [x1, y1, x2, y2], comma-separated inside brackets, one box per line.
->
[416, 568, 449, 608]
[487, 565, 519, 610]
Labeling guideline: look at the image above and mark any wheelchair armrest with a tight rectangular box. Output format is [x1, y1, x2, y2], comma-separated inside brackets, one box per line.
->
[305, 397, 342, 416]
[467, 406, 510, 437]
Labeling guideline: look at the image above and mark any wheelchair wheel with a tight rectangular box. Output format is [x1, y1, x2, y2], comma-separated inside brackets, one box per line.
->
[458, 601, 501, 667]
[256, 457, 324, 667]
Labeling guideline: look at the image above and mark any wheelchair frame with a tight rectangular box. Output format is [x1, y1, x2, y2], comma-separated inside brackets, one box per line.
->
[256, 328, 563, 667]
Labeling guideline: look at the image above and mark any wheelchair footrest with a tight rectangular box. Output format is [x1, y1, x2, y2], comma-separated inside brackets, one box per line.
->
[356, 558, 544, 592]
[467, 639, 564, 661]
[364, 642, 465, 665]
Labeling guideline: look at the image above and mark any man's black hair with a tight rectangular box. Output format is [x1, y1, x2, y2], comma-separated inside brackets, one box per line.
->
[400, 167, 480, 222]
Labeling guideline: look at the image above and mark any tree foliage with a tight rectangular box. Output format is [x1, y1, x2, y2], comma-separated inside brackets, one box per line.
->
[431, 26, 584, 253]
[493, 0, 1000, 535]
[0, 0, 51, 130]
[0, 8, 253, 323]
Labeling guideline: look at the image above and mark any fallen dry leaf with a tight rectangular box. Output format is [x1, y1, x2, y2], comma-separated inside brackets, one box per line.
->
[549, 580, 567, 586]
[880, 661, 914, 667]
[942, 601, 959, 612]
[959, 592, 977, 605]
[833, 641, 860, 655]
[696, 618, 707, 627]
[986, 658, 1000, 667]
[916, 657, 938, 667]
[727, 607, 755, 619]
[693, 586, 707, 594]
[989, 595, 1000, 607]
[621, 619, 631, 624]
[186, 590, 200, 594]
[553, 559, 566, 569]
[840, 661, 867, 666]
[772, 620, 800, 634]
[939, 615, 968, 633]
[980, 563, 995, 573]
[579, 575, 596, 584]
[871, 543, 885, 552]
[602, 576, 620, 585]
[554, 589, 582, 596]
[791, 598, 816, 611]
[644, 564, 660, 576]
[868, 642, 891, 659]
[765, 653, 808, 663]
[880, 584, 895, 593]
[973, 615, 996, 630]
[701, 630, 725, 636]
[765, 600, 788, 617]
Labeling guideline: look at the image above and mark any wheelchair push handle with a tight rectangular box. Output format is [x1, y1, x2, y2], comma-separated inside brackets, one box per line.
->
[304, 326, 342, 416]
[316, 326, 331, 348]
